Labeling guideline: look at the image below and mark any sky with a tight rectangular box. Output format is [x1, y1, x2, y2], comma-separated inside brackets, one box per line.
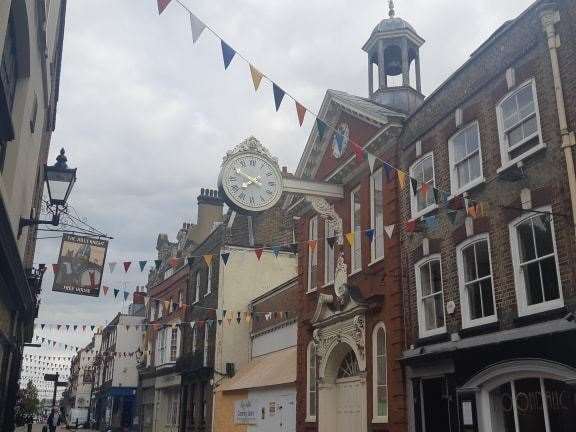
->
[25, 0, 537, 389]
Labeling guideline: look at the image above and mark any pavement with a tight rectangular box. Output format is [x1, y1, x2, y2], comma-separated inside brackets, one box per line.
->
[15, 425, 98, 432]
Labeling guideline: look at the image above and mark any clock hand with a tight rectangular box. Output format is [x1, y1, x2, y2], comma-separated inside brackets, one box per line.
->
[235, 168, 262, 187]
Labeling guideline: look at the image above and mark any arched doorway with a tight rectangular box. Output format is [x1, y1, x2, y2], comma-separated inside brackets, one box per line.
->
[318, 342, 367, 432]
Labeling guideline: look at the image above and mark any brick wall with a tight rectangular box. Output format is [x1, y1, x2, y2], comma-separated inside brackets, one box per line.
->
[398, 0, 576, 348]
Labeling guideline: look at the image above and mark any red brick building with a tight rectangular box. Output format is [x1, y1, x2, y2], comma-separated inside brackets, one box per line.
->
[289, 5, 424, 430]
[396, 1, 576, 431]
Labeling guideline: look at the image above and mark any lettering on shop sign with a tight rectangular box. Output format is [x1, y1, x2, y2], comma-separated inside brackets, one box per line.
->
[501, 391, 574, 412]
[234, 399, 258, 424]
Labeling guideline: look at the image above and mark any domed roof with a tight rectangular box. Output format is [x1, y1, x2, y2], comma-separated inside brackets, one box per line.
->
[371, 17, 416, 36]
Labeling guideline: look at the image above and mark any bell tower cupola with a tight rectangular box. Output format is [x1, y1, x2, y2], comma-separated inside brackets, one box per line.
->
[363, 0, 425, 114]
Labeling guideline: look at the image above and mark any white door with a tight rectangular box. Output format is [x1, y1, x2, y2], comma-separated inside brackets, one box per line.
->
[336, 377, 363, 432]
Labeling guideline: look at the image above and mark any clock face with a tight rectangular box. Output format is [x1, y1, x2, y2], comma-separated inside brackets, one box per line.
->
[219, 153, 283, 213]
[332, 123, 350, 159]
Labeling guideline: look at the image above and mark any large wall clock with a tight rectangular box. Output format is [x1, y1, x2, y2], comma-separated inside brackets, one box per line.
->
[218, 136, 284, 214]
[332, 122, 350, 159]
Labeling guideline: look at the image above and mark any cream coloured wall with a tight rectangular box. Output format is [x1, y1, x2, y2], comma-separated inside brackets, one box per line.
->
[214, 248, 297, 380]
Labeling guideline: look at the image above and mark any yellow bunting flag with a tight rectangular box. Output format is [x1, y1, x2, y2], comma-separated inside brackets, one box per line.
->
[345, 232, 355, 247]
[203, 255, 213, 267]
[249, 64, 264, 91]
[397, 170, 407, 189]
[308, 239, 317, 252]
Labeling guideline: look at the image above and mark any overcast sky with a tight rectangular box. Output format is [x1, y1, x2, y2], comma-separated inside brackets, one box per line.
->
[25, 0, 536, 386]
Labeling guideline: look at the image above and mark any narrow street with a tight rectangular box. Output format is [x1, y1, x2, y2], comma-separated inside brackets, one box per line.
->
[15, 426, 97, 432]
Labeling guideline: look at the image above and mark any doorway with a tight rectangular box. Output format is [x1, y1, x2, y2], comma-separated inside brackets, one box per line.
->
[418, 377, 451, 432]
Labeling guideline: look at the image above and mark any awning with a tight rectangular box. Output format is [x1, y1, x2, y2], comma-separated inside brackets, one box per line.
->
[221, 347, 296, 392]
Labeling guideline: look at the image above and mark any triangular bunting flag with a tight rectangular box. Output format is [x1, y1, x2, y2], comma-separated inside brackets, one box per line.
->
[123, 291, 130, 301]
[254, 248, 263, 261]
[189, 11, 206, 43]
[448, 195, 465, 210]
[316, 119, 327, 141]
[123, 261, 132, 272]
[345, 232, 355, 247]
[423, 215, 438, 230]
[187, 257, 195, 267]
[203, 255, 213, 267]
[308, 239, 317, 252]
[221, 253, 230, 265]
[272, 83, 285, 111]
[114, 289, 119, 298]
[221, 40, 236, 70]
[108, 262, 117, 273]
[52, 264, 59, 274]
[295, 102, 306, 126]
[384, 224, 395, 239]
[41, 324, 45, 330]
[367, 153, 377, 173]
[249, 64, 264, 91]
[366, 228, 375, 243]
[405, 219, 418, 233]
[272, 245, 280, 258]
[397, 171, 407, 189]
[157, 0, 172, 14]
[327, 236, 336, 249]
[446, 210, 459, 225]
[139, 261, 147, 272]
[102, 286, 109, 296]
[383, 163, 394, 182]
[352, 143, 364, 163]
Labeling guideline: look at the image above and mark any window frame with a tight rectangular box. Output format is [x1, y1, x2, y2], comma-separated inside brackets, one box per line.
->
[415, 254, 446, 338]
[409, 152, 438, 219]
[448, 121, 484, 196]
[307, 216, 318, 293]
[372, 322, 388, 423]
[169, 327, 179, 362]
[323, 219, 335, 286]
[205, 263, 212, 296]
[306, 342, 317, 422]
[370, 168, 385, 264]
[496, 79, 545, 171]
[456, 234, 497, 328]
[509, 206, 563, 317]
[194, 272, 200, 303]
[192, 326, 197, 353]
[350, 185, 362, 274]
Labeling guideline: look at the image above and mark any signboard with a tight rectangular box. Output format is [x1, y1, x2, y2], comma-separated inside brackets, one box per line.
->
[52, 234, 108, 297]
[234, 399, 258, 425]
[44, 374, 58, 381]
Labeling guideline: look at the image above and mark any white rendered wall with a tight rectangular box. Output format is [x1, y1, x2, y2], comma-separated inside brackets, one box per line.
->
[251, 322, 297, 358]
[111, 315, 144, 388]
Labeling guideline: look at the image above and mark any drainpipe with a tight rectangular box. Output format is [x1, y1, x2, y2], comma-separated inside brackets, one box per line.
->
[539, 4, 576, 238]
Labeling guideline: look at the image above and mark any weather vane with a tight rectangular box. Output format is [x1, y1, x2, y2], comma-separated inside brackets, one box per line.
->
[389, 0, 395, 18]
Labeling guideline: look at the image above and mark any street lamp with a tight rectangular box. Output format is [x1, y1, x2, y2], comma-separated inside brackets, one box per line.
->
[18, 148, 77, 237]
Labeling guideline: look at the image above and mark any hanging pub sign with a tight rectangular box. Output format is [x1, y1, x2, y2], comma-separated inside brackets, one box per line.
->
[52, 234, 108, 297]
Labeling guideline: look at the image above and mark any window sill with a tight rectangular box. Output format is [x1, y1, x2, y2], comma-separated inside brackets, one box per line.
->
[372, 417, 389, 424]
[322, 281, 334, 289]
[204, 292, 212, 297]
[459, 320, 499, 338]
[514, 305, 567, 327]
[368, 256, 385, 268]
[448, 177, 486, 201]
[496, 142, 546, 174]
[517, 299, 565, 319]
[349, 269, 362, 277]
[306, 288, 318, 294]
[416, 328, 448, 345]
[412, 204, 438, 221]
[305, 416, 316, 423]
[461, 314, 497, 330]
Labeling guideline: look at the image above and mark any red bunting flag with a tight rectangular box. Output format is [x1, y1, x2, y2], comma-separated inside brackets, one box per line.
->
[123, 262, 132, 272]
[102, 286, 109, 296]
[52, 264, 59, 274]
[254, 248, 263, 261]
[157, 0, 172, 14]
[352, 142, 364, 163]
[405, 219, 417, 233]
[308, 239, 317, 252]
[295, 102, 306, 126]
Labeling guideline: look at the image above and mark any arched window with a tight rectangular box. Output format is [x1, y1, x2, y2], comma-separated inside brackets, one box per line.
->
[306, 342, 317, 421]
[372, 322, 388, 422]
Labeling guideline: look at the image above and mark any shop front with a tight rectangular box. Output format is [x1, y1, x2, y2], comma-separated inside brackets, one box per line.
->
[95, 387, 137, 431]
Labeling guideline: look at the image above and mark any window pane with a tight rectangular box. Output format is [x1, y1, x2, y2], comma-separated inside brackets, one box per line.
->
[476, 241, 491, 278]
[517, 86, 535, 119]
[453, 134, 467, 162]
[420, 263, 432, 296]
[508, 123, 524, 147]
[533, 215, 553, 258]
[457, 161, 469, 188]
[423, 297, 437, 330]
[466, 126, 479, 153]
[434, 294, 445, 328]
[523, 115, 537, 137]
[490, 382, 516, 432]
[480, 279, 495, 317]
[377, 387, 388, 417]
[422, 158, 434, 182]
[515, 378, 546, 432]
[430, 260, 442, 294]
[541, 257, 560, 302]
[377, 328, 385, 356]
[523, 262, 544, 305]
[518, 221, 536, 262]
[462, 245, 477, 282]
[468, 153, 481, 182]
[545, 379, 576, 432]
[468, 283, 483, 320]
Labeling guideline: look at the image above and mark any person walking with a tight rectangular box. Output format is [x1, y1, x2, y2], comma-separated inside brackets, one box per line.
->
[47, 408, 59, 432]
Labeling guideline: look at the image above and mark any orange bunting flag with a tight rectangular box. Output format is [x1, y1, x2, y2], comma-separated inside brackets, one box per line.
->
[345, 232, 355, 247]
[203, 255, 213, 267]
[352, 142, 364, 163]
[255, 248, 264, 261]
[308, 239, 317, 252]
[295, 102, 306, 126]
[397, 170, 407, 189]
[249, 64, 264, 91]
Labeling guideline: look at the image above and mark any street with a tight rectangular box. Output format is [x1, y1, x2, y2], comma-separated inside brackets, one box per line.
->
[15, 425, 97, 432]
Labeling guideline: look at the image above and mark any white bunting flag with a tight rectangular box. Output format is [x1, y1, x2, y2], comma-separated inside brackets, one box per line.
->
[189, 322, 196, 330]
[109, 262, 117, 273]
[189, 12, 206, 43]
[367, 152, 377, 173]
[384, 224, 395, 239]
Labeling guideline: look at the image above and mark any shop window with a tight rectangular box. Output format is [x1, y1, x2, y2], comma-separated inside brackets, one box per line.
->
[307, 342, 317, 421]
[415, 255, 445, 337]
[449, 122, 483, 194]
[456, 234, 497, 328]
[370, 168, 384, 263]
[372, 323, 388, 422]
[307, 216, 318, 292]
[509, 207, 563, 316]
[409, 153, 436, 218]
[496, 79, 544, 169]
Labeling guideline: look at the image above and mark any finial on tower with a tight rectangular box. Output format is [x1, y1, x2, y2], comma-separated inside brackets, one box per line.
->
[388, 0, 395, 18]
